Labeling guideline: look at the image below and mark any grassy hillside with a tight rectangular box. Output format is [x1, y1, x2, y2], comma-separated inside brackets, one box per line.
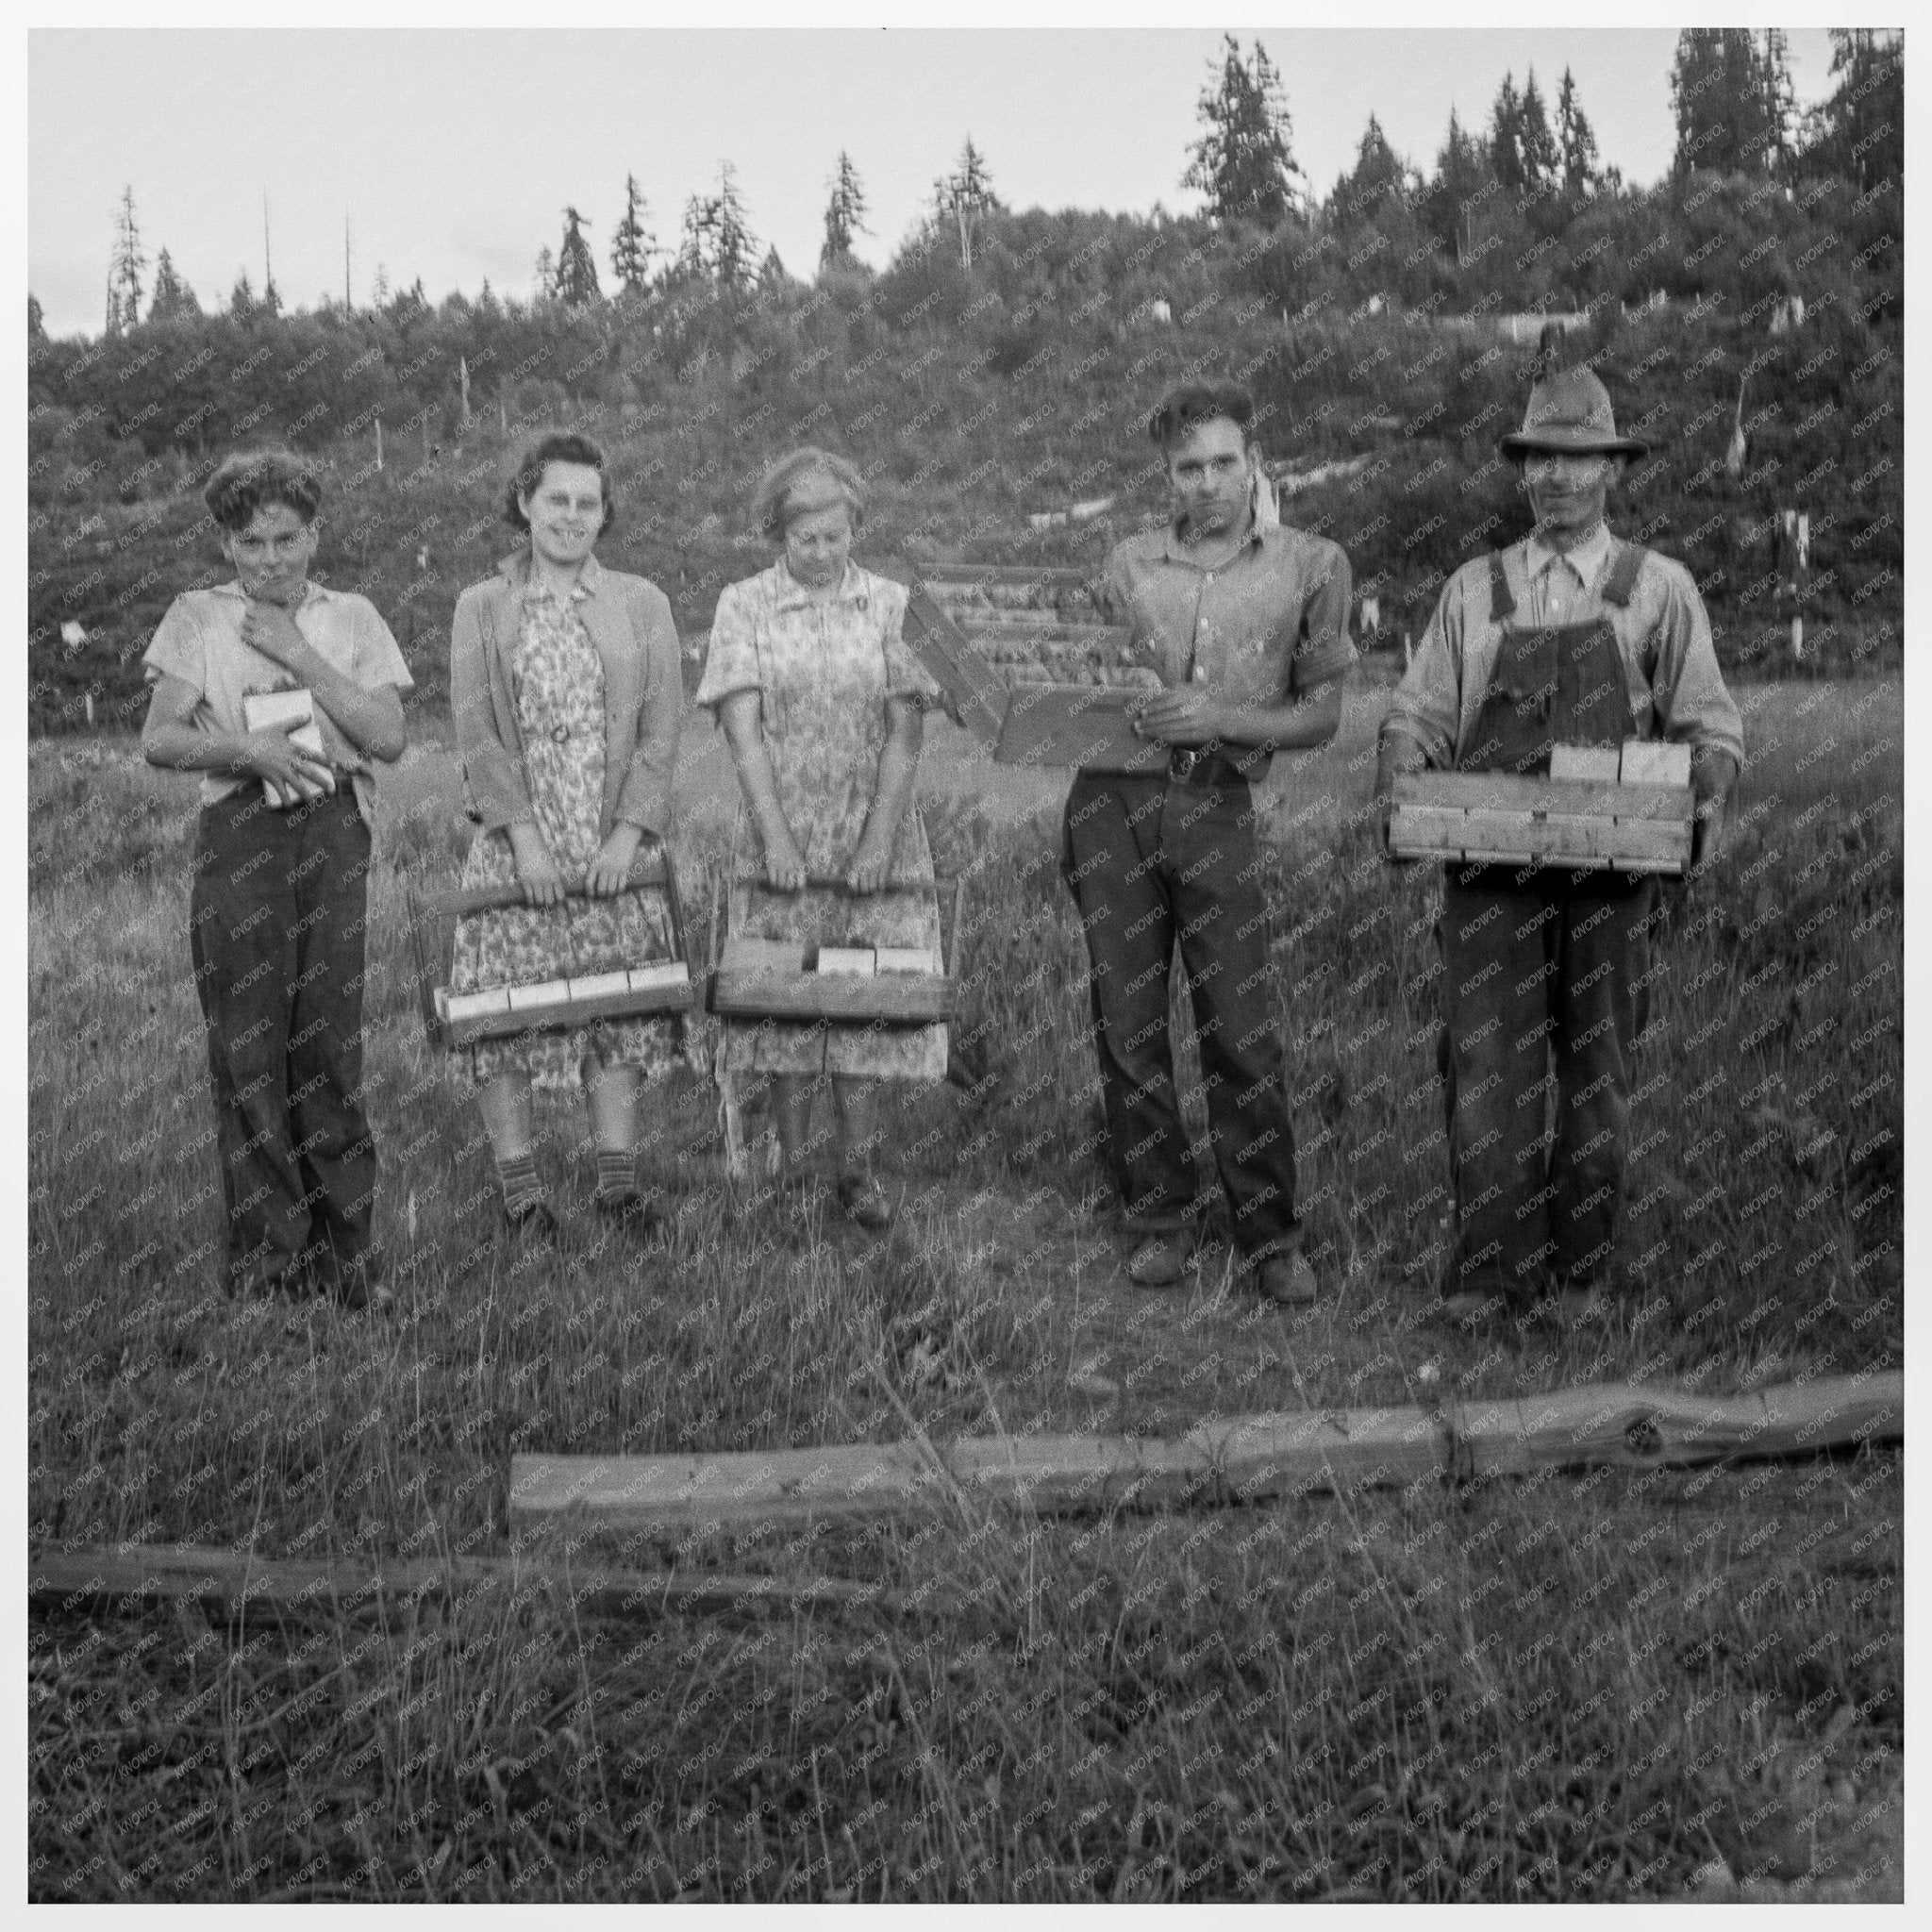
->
[29, 192, 1902, 734]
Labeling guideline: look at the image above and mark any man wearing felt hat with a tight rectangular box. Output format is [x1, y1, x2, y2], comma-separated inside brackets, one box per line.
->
[1374, 364, 1744, 1327]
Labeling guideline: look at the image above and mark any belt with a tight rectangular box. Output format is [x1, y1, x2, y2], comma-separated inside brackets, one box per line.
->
[1166, 745, 1250, 787]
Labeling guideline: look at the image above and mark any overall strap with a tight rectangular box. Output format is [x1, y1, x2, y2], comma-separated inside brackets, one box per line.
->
[1601, 540, 1647, 608]
[1488, 551, 1516, 623]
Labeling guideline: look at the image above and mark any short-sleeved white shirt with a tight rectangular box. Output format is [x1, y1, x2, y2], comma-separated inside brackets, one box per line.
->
[142, 578, 414, 818]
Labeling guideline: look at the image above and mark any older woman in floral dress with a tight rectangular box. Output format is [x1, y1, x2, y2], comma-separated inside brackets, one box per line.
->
[696, 448, 946, 1227]
[447, 432, 687, 1239]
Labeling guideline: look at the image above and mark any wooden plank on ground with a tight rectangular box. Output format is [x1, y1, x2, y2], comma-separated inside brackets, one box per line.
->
[28, 1543, 891, 1617]
[510, 1372, 1901, 1531]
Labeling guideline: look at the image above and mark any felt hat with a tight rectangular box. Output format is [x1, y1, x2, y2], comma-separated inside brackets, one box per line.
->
[1499, 366, 1649, 458]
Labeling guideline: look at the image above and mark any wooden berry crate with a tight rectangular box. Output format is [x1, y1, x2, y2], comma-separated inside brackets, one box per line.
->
[900, 571, 1160, 773]
[404, 851, 697, 1050]
[1389, 771, 1694, 875]
[707, 874, 963, 1024]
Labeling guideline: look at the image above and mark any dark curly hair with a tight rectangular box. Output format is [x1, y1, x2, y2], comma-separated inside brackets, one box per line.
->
[504, 432, 615, 534]
[1147, 379, 1257, 450]
[203, 447, 324, 532]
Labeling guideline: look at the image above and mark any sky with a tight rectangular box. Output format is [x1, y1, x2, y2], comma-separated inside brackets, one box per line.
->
[28, 25, 1845, 340]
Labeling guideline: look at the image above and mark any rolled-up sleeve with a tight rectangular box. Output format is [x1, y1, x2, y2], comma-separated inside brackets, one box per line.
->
[449, 586, 533, 831]
[1647, 560, 1745, 772]
[1292, 538, 1356, 692]
[1380, 577, 1464, 770]
[614, 584, 683, 836]
[354, 597, 415, 694]
[692, 581, 760, 714]
[142, 596, 206, 691]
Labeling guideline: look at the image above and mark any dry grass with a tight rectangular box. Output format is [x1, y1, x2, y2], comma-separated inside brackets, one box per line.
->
[27, 675, 1903, 1900]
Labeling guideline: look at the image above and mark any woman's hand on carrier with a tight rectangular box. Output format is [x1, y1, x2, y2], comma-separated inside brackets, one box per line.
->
[588, 823, 645, 898]
[508, 824, 567, 906]
[761, 830, 808, 893]
[846, 840, 894, 895]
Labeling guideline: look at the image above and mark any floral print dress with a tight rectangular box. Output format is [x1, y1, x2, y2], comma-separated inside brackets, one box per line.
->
[695, 560, 947, 1081]
[448, 581, 686, 1095]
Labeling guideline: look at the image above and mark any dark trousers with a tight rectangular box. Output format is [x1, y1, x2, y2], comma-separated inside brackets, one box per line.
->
[1437, 867, 1658, 1302]
[1061, 770, 1298, 1260]
[189, 789, 377, 1292]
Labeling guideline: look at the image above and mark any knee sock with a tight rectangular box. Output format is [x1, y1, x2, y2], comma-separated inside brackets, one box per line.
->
[595, 1146, 636, 1200]
[496, 1151, 544, 1215]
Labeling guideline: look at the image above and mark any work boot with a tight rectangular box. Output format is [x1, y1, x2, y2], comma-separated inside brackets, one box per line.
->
[837, 1174, 893, 1231]
[1125, 1230, 1197, 1288]
[1253, 1248, 1318, 1306]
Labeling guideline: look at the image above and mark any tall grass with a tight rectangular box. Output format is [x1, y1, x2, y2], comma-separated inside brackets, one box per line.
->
[28, 678, 1902, 1900]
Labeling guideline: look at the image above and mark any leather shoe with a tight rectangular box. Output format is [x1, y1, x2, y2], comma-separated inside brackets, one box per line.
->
[1553, 1279, 1607, 1324]
[1434, 1287, 1507, 1325]
[1125, 1231, 1197, 1288]
[1254, 1249, 1318, 1305]
[503, 1197, 558, 1242]
[837, 1175, 893, 1231]
[596, 1189, 665, 1236]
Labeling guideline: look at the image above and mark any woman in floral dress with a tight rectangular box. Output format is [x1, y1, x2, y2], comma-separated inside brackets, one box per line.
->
[696, 448, 946, 1227]
[447, 433, 687, 1238]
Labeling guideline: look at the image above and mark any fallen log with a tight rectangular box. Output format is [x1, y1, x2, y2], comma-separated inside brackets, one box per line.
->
[28, 1543, 891, 1618]
[509, 1370, 1903, 1532]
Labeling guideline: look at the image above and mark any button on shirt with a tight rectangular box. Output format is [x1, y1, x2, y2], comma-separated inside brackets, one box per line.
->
[142, 579, 414, 821]
[1096, 520, 1357, 776]
[1524, 522, 1613, 627]
[1381, 528, 1745, 773]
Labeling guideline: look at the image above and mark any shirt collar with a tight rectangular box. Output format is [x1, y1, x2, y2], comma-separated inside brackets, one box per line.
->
[211, 577, 326, 607]
[773, 558, 867, 610]
[1524, 522, 1612, 586]
[1162, 516, 1267, 566]
[498, 548, 603, 599]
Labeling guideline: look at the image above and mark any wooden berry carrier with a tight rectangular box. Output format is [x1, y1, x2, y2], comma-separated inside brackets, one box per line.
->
[706, 874, 964, 1025]
[901, 568, 1163, 774]
[405, 853, 697, 1051]
[1388, 742, 1696, 877]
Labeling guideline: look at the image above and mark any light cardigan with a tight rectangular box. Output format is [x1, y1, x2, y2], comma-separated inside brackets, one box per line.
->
[450, 550, 683, 840]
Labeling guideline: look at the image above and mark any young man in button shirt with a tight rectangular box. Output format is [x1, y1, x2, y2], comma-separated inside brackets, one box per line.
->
[1063, 379, 1356, 1304]
[142, 447, 413, 1308]
[1374, 367, 1744, 1326]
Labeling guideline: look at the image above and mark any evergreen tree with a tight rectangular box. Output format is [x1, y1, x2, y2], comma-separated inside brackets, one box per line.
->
[229, 270, 257, 320]
[1802, 29, 1904, 193]
[1426, 107, 1492, 260]
[1184, 34, 1301, 225]
[1516, 69, 1560, 196]
[1761, 28, 1798, 181]
[531, 248, 554, 302]
[1489, 72, 1525, 193]
[1670, 29, 1775, 177]
[555, 207, 601, 307]
[610, 174, 657, 294]
[821, 151, 870, 270]
[1556, 68, 1600, 194]
[933, 137, 1000, 269]
[148, 249, 201, 321]
[108, 185, 146, 332]
[758, 245, 788, 289]
[372, 263, 391, 308]
[28, 292, 46, 344]
[1331, 114, 1409, 225]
